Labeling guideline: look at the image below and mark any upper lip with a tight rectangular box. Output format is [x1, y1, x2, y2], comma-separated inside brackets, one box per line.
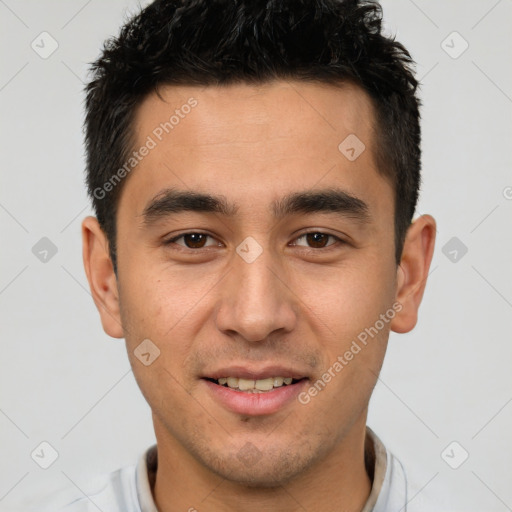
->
[203, 365, 308, 381]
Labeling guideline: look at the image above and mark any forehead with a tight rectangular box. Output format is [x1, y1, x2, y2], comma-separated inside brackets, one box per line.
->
[121, 80, 391, 218]
[134, 80, 375, 153]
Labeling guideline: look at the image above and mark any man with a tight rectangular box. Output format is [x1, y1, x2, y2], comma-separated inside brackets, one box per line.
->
[61, 0, 436, 510]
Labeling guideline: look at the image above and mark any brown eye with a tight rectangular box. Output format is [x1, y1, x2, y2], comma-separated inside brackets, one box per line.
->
[166, 233, 219, 249]
[306, 233, 330, 248]
[293, 232, 339, 249]
[183, 233, 208, 248]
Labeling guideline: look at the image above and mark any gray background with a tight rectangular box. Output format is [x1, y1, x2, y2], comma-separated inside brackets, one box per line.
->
[1, 0, 511, 510]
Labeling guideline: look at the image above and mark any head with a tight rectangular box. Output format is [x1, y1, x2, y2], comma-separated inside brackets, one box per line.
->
[82, 0, 435, 489]
[85, 0, 421, 272]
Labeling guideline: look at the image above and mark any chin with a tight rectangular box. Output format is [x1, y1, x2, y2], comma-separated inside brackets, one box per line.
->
[196, 444, 314, 488]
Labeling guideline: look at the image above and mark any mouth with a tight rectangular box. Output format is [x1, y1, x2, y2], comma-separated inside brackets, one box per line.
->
[204, 376, 306, 393]
[201, 369, 308, 416]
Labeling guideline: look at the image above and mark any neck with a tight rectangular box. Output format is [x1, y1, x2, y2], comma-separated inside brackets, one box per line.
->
[151, 414, 372, 512]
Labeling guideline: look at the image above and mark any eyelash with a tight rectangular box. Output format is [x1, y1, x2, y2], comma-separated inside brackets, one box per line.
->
[164, 231, 345, 250]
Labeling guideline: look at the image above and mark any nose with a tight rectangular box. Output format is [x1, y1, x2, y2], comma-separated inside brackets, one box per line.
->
[215, 245, 298, 343]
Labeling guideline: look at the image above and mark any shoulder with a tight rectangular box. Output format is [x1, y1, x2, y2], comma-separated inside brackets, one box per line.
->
[368, 429, 443, 512]
[385, 452, 446, 512]
[26, 464, 140, 512]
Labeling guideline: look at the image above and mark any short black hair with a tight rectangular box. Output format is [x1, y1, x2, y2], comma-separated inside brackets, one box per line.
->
[84, 0, 421, 273]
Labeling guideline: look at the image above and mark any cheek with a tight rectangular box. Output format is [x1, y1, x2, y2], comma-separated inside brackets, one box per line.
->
[298, 258, 397, 339]
[117, 271, 205, 412]
[296, 270, 395, 434]
[303, 258, 396, 393]
[119, 257, 200, 330]
[117, 260, 224, 377]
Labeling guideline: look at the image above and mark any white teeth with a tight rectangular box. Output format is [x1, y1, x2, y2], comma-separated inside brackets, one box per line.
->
[227, 377, 238, 388]
[215, 376, 297, 391]
[273, 377, 284, 387]
[255, 378, 274, 391]
[238, 378, 255, 391]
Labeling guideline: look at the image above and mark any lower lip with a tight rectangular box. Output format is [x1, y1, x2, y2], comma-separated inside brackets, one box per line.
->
[203, 379, 307, 416]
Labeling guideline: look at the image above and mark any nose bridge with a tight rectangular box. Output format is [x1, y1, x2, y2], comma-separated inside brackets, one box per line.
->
[215, 240, 296, 342]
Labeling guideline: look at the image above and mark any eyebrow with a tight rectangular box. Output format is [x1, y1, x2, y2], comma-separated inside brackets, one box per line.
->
[141, 187, 370, 225]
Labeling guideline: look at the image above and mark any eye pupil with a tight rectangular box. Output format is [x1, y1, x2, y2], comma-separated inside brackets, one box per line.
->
[184, 233, 207, 248]
[306, 233, 329, 248]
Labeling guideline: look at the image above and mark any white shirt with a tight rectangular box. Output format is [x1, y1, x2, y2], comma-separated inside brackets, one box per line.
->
[32, 428, 435, 511]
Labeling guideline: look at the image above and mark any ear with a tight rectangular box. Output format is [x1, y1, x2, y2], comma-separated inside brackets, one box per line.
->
[391, 214, 436, 333]
[82, 216, 124, 339]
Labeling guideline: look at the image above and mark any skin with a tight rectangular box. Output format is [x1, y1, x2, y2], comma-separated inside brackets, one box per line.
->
[82, 80, 436, 512]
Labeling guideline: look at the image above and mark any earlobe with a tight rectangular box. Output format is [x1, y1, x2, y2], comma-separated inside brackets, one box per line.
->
[390, 215, 436, 334]
[82, 216, 124, 339]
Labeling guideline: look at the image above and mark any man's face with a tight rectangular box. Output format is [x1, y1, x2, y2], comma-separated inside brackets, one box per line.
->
[114, 81, 399, 485]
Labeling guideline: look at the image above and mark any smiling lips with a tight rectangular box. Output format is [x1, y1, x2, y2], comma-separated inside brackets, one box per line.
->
[202, 367, 309, 415]
[210, 376, 296, 392]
